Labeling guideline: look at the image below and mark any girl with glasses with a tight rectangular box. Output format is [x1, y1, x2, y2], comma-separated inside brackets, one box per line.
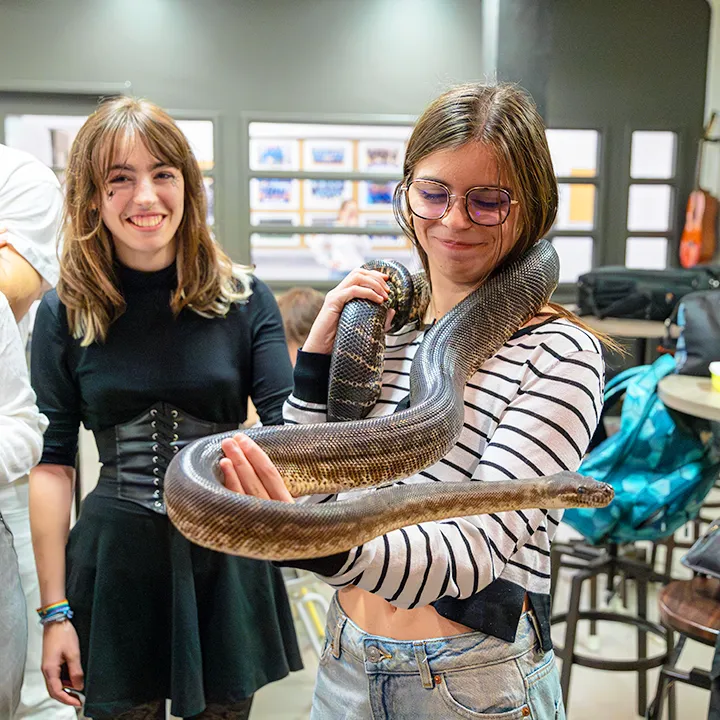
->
[28, 98, 302, 720]
[221, 83, 612, 719]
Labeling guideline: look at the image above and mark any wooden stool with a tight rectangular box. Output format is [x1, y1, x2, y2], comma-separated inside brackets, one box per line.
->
[647, 577, 720, 719]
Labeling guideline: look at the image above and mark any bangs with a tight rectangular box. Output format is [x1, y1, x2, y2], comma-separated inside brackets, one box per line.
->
[90, 109, 190, 185]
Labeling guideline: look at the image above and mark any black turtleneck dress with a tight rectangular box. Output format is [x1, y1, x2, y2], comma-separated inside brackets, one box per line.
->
[30, 263, 303, 719]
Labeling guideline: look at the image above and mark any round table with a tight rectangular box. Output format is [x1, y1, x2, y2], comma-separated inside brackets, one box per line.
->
[658, 375, 720, 422]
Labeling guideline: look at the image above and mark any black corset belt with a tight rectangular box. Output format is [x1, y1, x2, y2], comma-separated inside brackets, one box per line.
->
[93, 403, 238, 514]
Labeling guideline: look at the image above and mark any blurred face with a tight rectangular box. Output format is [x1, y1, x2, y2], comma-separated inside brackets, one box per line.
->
[101, 138, 184, 271]
[410, 142, 519, 291]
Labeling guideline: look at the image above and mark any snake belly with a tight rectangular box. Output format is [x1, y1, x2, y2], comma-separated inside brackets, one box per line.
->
[164, 240, 613, 560]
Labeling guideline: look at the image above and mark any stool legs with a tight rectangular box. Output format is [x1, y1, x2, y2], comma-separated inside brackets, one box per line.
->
[560, 569, 590, 707]
[637, 573, 648, 716]
[647, 633, 684, 720]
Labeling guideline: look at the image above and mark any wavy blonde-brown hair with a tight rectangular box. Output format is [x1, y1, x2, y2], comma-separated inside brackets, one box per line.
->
[393, 82, 621, 352]
[59, 96, 251, 345]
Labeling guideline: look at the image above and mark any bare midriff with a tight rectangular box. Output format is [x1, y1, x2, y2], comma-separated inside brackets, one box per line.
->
[339, 587, 532, 640]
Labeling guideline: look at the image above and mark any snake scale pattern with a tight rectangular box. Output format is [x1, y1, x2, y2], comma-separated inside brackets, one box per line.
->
[165, 240, 613, 560]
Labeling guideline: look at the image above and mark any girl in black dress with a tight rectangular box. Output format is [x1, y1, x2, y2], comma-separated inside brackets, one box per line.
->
[29, 97, 302, 720]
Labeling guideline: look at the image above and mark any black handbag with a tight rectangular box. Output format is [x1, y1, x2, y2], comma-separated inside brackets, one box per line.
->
[577, 266, 720, 321]
[681, 519, 720, 580]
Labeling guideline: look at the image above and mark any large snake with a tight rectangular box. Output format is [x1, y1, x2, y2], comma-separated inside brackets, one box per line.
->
[165, 240, 613, 560]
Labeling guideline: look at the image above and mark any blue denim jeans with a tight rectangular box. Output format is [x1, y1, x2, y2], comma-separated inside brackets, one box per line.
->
[311, 594, 566, 720]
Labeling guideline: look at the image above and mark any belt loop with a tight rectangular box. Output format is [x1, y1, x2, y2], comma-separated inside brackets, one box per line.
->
[413, 642, 434, 689]
[526, 609, 544, 654]
[331, 614, 346, 659]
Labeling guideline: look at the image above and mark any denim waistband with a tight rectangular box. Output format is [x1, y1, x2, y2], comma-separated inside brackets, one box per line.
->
[325, 593, 542, 685]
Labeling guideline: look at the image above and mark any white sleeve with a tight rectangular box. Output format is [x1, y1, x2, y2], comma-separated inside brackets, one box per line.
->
[0, 293, 48, 483]
[312, 349, 604, 608]
[0, 156, 63, 286]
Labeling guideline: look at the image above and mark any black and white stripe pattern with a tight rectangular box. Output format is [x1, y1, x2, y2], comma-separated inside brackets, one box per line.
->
[284, 318, 604, 609]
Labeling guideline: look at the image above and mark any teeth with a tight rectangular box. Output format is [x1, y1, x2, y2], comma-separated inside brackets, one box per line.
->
[130, 215, 163, 228]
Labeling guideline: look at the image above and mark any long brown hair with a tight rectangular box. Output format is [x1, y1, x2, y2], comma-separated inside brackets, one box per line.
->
[393, 82, 620, 352]
[59, 96, 251, 345]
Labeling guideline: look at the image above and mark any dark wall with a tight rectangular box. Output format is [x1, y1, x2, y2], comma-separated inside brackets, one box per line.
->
[498, 0, 710, 270]
[0, 0, 485, 115]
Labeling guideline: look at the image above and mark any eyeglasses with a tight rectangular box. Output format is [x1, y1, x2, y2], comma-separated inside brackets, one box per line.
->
[403, 179, 519, 226]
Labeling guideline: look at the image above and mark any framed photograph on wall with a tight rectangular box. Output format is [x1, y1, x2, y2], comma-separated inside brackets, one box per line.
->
[250, 212, 301, 227]
[250, 178, 300, 210]
[303, 140, 354, 172]
[304, 211, 339, 227]
[358, 140, 405, 173]
[359, 212, 398, 229]
[359, 181, 397, 210]
[249, 139, 300, 171]
[250, 232, 302, 248]
[304, 179, 353, 210]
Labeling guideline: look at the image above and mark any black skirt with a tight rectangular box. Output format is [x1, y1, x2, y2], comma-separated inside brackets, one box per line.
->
[66, 491, 303, 719]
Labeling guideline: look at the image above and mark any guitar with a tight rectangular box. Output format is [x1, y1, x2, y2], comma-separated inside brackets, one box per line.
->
[679, 113, 719, 268]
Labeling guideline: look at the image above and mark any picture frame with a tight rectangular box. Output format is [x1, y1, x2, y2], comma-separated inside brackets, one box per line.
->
[359, 212, 398, 229]
[250, 232, 302, 249]
[249, 138, 300, 171]
[358, 180, 397, 210]
[303, 211, 340, 227]
[303, 179, 353, 210]
[250, 212, 301, 227]
[303, 139, 354, 172]
[357, 140, 405, 173]
[250, 178, 300, 210]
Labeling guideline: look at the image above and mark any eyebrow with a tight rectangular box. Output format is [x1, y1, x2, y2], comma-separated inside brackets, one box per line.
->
[109, 162, 173, 172]
[415, 176, 513, 193]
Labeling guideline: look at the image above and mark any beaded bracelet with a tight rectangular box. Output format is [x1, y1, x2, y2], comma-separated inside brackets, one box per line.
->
[36, 599, 74, 625]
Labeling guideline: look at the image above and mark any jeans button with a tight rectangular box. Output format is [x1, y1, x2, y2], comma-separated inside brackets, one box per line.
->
[366, 646, 380, 662]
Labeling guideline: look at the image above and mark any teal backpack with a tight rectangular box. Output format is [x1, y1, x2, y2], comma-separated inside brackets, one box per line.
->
[563, 353, 719, 544]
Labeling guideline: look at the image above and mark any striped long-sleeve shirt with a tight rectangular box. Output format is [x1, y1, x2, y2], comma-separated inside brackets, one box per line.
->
[283, 314, 604, 649]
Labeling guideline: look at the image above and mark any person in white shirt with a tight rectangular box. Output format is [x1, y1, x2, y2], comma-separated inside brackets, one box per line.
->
[0, 291, 47, 718]
[0, 144, 72, 720]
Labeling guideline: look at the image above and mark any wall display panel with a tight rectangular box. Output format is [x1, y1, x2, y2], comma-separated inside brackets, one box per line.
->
[249, 180, 401, 228]
[248, 121, 413, 283]
[357, 140, 405, 173]
[5, 114, 87, 174]
[555, 183, 596, 231]
[551, 237, 594, 283]
[627, 184, 673, 232]
[303, 139, 354, 172]
[249, 138, 300, 171]
[251, 234, 419, 282]
[249, 178, 300, 210]
[359, 213, 398, 229]
[625, 237, 668, 269]
[303, 212, 340, 227]
[545, 129, 598, 178]
[358, 180, 398, 211]
[303, 179, 353, 209]
[630, 131, 676, 179]
[176, 120, 214, 171]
